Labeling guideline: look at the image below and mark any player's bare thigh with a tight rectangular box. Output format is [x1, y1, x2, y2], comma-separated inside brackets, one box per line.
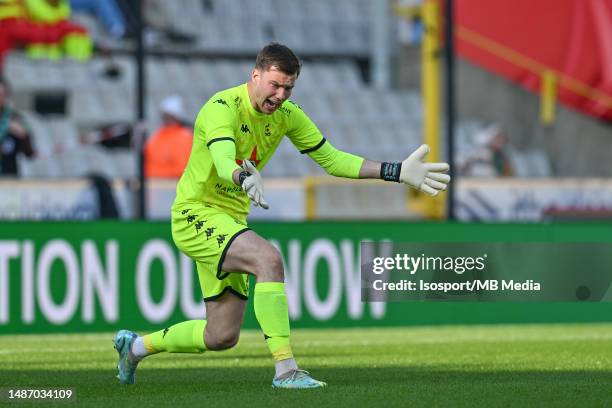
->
[221, 230, 284, 282]
[204, 230, 282, 350]
[204, 291, 246, 350]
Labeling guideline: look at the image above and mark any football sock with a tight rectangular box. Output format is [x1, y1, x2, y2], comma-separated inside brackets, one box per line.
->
[275, 358, 299, 378]
[130, 336, 148, 360]
[254, 282, 295, 363]
[143, 320, 207, 354]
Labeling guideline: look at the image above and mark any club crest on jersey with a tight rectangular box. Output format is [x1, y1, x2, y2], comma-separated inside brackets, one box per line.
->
[265, 124, 272, 137]
[235, 146, 260, 166]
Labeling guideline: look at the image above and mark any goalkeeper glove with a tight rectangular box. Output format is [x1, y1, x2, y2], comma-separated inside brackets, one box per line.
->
[240, 160, 269, 209]
[381, 144, 450, 196]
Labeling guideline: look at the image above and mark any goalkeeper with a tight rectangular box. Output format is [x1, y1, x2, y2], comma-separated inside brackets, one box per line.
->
[114, 43, 450, 389]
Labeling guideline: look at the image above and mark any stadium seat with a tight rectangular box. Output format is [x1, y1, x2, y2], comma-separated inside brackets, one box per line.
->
[47, 118, 80, 151]
[18, 155, 63, 178]
[112, 150, 138, 179]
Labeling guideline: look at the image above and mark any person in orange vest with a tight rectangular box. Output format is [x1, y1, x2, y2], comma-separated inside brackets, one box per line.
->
[24, 0, 92, 61]
[144, 95, 193, 178]
[0, 0, 76, 68]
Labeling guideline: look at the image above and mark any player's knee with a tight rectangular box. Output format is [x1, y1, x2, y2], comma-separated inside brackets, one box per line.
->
[253, 246, 284, 280]
[205, 322, 241, 350]
[268, 248, 284, 275]
[210, 331, 240, 350]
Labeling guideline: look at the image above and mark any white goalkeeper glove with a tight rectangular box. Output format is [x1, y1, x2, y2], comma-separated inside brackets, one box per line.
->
[240, 160, 269, 209]
[395, 144, 450, 196]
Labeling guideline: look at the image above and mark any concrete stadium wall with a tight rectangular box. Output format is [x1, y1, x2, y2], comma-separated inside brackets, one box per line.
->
[395, 44, 612, 177]
[455, 58, 612, 177]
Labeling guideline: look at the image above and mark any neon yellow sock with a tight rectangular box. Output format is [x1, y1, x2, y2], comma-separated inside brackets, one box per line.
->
[254, 282, 293, 361]
[144, 320, 207, 354]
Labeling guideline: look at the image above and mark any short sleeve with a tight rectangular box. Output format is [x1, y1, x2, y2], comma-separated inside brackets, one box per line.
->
[285, 101, 326, 154]
[196, 97, 237, 147]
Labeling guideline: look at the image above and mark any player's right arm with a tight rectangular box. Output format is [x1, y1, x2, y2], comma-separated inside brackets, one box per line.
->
[198, 97, 241, 184]
[200, 97, 268, 208]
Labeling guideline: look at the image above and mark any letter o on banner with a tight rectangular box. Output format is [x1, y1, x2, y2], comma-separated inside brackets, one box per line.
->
[303, 239, 341, 320]
[136, 240, 177, 323]
[37, 240, 79, 324]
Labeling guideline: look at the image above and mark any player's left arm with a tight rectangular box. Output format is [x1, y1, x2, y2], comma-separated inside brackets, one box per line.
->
[308, 142, 450, 197]
[286, 102, 450, 197]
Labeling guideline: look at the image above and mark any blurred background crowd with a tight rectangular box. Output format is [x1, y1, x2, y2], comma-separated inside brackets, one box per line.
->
[1, 0, 610, 222]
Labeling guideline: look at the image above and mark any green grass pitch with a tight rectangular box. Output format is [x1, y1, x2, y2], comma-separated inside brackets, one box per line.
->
[1, 323, 611, 407]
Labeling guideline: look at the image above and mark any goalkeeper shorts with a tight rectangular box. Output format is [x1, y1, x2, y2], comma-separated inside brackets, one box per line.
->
[171, 204, 250, 302]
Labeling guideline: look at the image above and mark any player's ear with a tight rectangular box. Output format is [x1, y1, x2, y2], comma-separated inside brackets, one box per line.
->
[251, 69, 260, 83]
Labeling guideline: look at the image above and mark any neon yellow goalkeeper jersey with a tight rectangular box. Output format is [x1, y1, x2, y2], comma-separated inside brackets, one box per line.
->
[173, 83, 326, 221]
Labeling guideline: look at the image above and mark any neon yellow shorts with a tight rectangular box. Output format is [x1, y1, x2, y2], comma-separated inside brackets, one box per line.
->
[171, 204, 250, 302]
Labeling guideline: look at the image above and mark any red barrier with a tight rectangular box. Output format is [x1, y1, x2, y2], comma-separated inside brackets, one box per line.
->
[454, 0, 612, 120]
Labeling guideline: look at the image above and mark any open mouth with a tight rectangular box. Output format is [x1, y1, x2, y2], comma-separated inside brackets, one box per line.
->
[264, 99, 280, 110]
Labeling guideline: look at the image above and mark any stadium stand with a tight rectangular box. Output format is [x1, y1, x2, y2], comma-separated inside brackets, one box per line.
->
[3, 0, 553, 184]
[8, 49, 550, 180]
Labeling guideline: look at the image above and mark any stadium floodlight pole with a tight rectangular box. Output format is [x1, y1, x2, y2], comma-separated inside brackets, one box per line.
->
[135, 0, 146, 219]
[444, 0, 456, 220]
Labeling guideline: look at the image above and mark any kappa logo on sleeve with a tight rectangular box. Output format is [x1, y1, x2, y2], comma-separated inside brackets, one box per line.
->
[287, 100, 302, 110]
[213, 99, 229, 107]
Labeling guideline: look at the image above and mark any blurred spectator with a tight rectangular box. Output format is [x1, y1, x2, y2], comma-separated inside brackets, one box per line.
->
[24, 0, 92, 61]
[97, 123, 132, 149]
[0, 0, 74, 68]
[396, 0, 423, 45]
[0, 77, 34, 176]
[89, 174, 119, 218]
[70, 0, 126, 39]
[144, 95, 192, 178]
[459, 124, 515, 177]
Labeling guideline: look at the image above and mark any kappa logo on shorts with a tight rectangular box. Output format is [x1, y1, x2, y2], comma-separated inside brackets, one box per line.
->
[187, 214, 196, 223]
[162, 327, 169, 338]
[217, 234, 228, 248]
[181, 209, 191, 215]
[195, 220, 205, 232]
[205, 227, 217, 239]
